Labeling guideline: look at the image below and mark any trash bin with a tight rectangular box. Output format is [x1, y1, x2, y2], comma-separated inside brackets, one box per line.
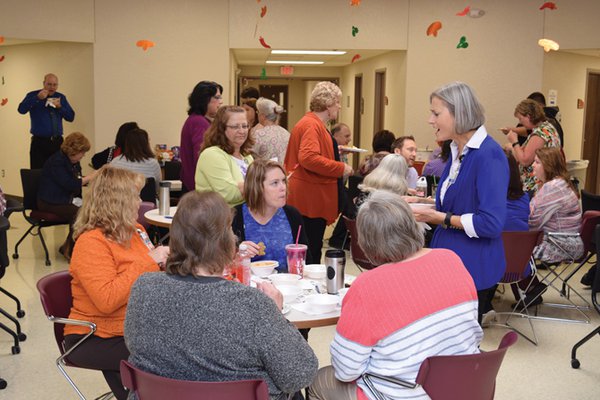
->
[566, 160, 589, 191]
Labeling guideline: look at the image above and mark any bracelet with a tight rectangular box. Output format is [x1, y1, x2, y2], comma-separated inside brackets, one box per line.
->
[511, 142, 520, 148]
[443, 212, 452, 229]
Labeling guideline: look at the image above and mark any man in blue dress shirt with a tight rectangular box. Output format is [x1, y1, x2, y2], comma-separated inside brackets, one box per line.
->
[18, 73, 75, 169]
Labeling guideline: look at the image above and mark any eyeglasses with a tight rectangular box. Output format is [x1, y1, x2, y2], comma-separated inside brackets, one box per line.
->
[226, 124, 250, 130]
[212, 95, 223, 100]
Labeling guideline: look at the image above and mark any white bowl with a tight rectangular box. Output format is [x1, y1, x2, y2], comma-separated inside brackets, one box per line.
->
[277, 284, 302, 304]
[251, 261, 279, 277]
[304, 294, 339, 313]
[337, 288, 349, 304]
[304, 264, 326, 280]
[268, 273, 301, 284]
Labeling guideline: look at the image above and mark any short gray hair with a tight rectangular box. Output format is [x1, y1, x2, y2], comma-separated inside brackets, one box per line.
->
[310, 81, 341, 112]
[357, 190, 424, 264]
[359, 154, 408, 195]
[256, 97, 285, 122]
[430, 81, 485, 135]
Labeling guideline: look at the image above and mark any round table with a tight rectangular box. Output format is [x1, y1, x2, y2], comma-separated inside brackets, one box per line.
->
[287, 307, 340, 329]
[144, 207, 178, 228]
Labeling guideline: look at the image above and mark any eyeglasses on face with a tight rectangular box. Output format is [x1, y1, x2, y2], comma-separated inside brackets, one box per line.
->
[226, 124, 250, 130]
[212, 95, 223, 100]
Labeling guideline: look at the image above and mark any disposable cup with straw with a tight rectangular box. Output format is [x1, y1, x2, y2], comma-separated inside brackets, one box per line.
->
[285, 226, 307, 277]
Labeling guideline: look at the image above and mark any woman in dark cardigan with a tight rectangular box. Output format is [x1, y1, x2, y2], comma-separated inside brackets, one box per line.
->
[232, 159, 310, 273]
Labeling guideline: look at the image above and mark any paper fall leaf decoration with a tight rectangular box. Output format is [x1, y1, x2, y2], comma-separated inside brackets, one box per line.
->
[457, 36, 469, 49]
[456, 6, 470, 16]
[136, 40, 155, 51]
[261, 6, 267, 17]
[540, 2, 557, 10]
[259, 36, 271, 48]
[426, 21, 442, 37]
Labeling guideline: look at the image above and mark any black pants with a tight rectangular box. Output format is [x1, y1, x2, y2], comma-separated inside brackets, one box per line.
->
[303, 216, 327, 264]
[477, 286, 497, 324]
[30, 135, 63, 169]
[37, 199, 78, 254]
[64, 334, 129, 400]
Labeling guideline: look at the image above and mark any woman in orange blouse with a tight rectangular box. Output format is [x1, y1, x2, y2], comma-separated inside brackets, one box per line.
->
[284, 81, 353, 263]
[63, 166, 169, 400]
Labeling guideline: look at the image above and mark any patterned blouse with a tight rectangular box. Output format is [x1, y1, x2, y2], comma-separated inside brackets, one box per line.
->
[520, 120, 561, 193]
[252, 124, 291, 164]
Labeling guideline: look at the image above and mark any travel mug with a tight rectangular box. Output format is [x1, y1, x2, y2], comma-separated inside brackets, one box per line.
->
[325, 249, 346, 294]
[158, 181, 171, 216]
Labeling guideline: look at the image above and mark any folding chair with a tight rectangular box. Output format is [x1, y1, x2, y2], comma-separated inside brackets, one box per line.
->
[120, 360, 269, 400]
[37, 271, 113, 400]
[0, 216, 27, 355]
[342, 216, 377, 271]
[571, 224, 600, 369]
[526, 211, 600, 324]
[362, 332, 518, 400]
[12, 169, 69, 266]
[485, 231, 542, 345]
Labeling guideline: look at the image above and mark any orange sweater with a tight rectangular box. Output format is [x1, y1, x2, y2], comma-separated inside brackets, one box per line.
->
[284, 112, 345, 224]
[64, 226, 160, 338]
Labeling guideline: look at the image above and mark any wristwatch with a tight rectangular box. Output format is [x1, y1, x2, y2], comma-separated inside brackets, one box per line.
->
[442, 212, 452, 229]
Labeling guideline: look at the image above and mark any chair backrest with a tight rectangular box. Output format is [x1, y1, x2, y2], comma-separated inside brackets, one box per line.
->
[501, 231, 542, 282]
[593, 225, 600, 313]
[581, 190, 600, 214]
[342, 216, 377, 270]
[137, 201, 157, 230]
[579, 210, 600, 254]
[20, 169, 42, 211]
[120, 360, 270, 400]
[416, 331, 518, 400]
[36, 271, 73, 354]
[163, 161, 182, 181]
[140, 177, 157, 202]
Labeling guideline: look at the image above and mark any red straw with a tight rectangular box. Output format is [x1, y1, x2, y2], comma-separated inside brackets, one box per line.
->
[295, 225, 302, 246]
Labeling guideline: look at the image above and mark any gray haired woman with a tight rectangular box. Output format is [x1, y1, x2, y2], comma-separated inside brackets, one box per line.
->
[252, 97, 290, 163]
[309, 190, 482, 400]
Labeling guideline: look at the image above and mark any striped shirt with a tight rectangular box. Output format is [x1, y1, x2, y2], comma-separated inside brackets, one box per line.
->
[331, 249, 482, 400]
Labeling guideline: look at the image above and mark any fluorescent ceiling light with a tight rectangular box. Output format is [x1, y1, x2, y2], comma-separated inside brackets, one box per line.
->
[266, 60, 324, 65]
[271, 50, 347, 55]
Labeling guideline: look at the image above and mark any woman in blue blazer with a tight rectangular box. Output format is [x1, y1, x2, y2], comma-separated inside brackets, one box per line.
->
[413, 82, 508, 323]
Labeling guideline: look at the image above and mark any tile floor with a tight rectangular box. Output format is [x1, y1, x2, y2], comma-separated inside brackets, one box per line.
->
[1, 213, 599, 399]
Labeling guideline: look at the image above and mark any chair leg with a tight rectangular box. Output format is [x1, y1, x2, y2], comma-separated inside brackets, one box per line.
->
[0, 307, 26, 341]
[0, 287, 25, 318]
[0, 321, 20, 354]
[36, 227, 52, 266]
[561, 253, 592, 297]
[12, 225, 36, 259]
[571, 325, 600, 369]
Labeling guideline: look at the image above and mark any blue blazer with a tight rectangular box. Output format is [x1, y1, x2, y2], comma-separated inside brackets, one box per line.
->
[431, 135, 509, 290]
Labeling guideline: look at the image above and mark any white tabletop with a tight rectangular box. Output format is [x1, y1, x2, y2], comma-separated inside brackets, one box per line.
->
[144, 207, 178, 228]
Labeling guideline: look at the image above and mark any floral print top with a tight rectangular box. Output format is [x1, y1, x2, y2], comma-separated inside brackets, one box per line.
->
[519, 120, 561, 193]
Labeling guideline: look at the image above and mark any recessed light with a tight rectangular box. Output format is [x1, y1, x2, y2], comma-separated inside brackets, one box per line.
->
[266, 60, 324, 65]
[271, 50, 346, 55]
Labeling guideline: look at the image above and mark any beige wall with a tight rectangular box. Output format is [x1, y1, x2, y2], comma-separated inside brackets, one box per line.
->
[543, 51, 600, 160]
[0, 42, 94, 194]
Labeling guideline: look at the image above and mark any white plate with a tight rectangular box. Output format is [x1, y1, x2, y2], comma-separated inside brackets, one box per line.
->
[282, 304, 291, 315]
[339, 146, 368, 153]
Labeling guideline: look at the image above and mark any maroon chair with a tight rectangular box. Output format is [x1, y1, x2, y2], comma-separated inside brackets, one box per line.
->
[362, 331, 518, 400]
[485, 231, 542, 345]
[12, 169, 69, 266]
[342, 216, 377, 271]
[120, 360, 270, 400]
[37, 271, 112, 400]
[137, 201, 157, 231]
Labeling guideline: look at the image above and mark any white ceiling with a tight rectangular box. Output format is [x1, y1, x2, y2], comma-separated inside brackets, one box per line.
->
[232, 48, 392, 67]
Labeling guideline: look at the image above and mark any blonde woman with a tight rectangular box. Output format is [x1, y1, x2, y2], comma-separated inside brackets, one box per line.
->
[63, 166, 169, 400]
[353, 154, 409, 212]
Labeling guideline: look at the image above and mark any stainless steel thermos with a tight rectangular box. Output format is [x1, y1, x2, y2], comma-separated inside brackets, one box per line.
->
[158, 181, 171, 216]
[325, 249, 346, 294]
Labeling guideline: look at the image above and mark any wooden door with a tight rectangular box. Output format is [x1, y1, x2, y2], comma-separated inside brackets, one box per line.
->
[583, 72, 600, 192]
[353, 75, 363, 170]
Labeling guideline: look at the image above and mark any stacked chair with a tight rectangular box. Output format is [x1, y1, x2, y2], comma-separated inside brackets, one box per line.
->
[571, 224, 600, 369]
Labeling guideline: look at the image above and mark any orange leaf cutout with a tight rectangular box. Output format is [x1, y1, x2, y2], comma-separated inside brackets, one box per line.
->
[260, 6, 267, 17]
[259, 36, 271, 49]
[456, 6, 470, 16]
[427, 21, 442, 37]
[0, 56, 5, 62]
[1, 98, 8, 106]
[351, 54, 361, 63]
[0, 36, 4, 44]
[540, 2, 557, 10]
[136, 40, 155, 51]
[350, 0, 361, 5]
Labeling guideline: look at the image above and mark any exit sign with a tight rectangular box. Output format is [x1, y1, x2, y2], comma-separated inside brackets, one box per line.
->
[280, 66, 294, 75]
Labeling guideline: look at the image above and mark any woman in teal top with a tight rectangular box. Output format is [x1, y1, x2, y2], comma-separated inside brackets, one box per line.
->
[195, 106, 254, 206]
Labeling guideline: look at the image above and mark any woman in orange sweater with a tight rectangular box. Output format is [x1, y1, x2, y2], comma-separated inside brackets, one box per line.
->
[284, 81, 352, 263]
[63, 166, 169, 400]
